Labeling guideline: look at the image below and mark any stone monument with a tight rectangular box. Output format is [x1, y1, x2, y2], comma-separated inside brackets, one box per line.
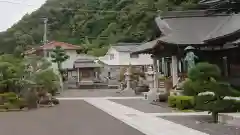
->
[145, 66, 158, 101]
[124, 67, 133, 91]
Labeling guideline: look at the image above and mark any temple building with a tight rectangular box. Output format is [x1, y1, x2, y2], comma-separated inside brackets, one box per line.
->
[132, 10, 240, 88]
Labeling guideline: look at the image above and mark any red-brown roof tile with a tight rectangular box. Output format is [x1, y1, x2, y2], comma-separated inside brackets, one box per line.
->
[38, 41, 82, 50]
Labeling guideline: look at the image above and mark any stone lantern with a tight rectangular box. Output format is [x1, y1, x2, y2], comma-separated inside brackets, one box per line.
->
[145, 66, 155, 89]
[144, 66, 158, 101]
[124, 67, 133, 91]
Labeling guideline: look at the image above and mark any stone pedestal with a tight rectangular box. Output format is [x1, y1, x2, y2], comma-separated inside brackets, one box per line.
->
[123, 67, 133, 91]
[172, 56, 178, 87]
[145, 66, 158, 101]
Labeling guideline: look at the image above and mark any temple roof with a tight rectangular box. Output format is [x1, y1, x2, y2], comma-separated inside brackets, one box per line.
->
[133, 10, 240, 54]
[111, 43, 141, 52]
[74, 55, 100, 68]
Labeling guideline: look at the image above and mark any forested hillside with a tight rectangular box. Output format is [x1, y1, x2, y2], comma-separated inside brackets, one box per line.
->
[0, 0, 202, 56]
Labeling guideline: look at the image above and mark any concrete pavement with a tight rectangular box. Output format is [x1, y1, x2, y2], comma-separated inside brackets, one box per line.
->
[0, 100, 145, 135]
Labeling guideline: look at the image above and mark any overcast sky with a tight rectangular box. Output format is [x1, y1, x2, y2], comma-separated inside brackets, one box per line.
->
[0, 0, 47, 32]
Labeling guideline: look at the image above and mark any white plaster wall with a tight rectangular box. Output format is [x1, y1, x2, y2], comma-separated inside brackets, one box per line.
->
[118, 52, 153, 66]
[99, 47, 153, 66]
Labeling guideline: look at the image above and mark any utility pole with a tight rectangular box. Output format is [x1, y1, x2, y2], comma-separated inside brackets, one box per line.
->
[43, 17, 48, 45]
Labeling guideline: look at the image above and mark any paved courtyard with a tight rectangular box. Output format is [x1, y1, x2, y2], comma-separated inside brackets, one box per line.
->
[0, 89, 239, 135]
[58, 89, 139, 97]
[0, 100, 144, 135]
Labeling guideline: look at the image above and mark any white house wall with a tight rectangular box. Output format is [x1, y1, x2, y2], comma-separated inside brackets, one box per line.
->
[99, 47, 153, 66]
[118, 51, 153, 65]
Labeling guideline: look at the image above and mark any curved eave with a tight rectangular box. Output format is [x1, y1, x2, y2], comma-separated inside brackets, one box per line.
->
[204, 29, 240, 43]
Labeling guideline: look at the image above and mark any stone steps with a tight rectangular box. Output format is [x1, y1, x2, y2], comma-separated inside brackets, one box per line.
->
[218, 113, 240, 127]
[159, 81, 165, 88]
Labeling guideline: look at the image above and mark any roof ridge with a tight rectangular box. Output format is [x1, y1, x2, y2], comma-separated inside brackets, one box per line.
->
[161, 10, 229, 18]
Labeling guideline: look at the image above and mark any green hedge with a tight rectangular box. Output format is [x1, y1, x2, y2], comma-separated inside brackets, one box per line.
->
[0, 93, 27, 110]
[168, 96, 177, 107]
[168, 96, 194, 110]
[176, 96, 194, 110]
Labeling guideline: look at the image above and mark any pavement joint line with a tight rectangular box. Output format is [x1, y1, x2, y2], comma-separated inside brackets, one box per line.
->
[85, 98, 209, 135]
[56, 97, 143, 100]
[146, 112, 210, 117]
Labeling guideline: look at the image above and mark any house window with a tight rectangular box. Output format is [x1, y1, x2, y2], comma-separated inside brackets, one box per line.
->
[130, 54, 139, 58]
[109, 54, 114, 60]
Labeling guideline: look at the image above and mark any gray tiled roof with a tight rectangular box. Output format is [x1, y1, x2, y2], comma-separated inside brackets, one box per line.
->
[133, 10, 240, 53]
[204, 14, 240, 41]
[75, 55, 96, 62]
[133, 39, 160, 54]
[74, 55, 100, 68]
[159, 14, 229, 45]
[74, 62, 100, 68]
[112, 43, 141, 52]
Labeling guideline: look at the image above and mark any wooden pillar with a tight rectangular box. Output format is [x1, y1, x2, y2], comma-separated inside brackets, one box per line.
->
[152, 57, 158, 89]
[223, 56, 228, 77]
[77, 68, 80, 82]
[172, 55, 178, 87]
[161, 58, 166, 75]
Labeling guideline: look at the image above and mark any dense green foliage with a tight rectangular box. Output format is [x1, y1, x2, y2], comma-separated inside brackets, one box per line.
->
[0, 0, 202, 56]
[0, 54, 61, 110]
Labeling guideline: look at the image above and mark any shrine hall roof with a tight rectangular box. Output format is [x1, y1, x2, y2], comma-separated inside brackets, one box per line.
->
[133, 10, 240, 54]
[74, 55, 101, 68]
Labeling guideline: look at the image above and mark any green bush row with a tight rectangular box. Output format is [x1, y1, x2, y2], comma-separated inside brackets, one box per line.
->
[169, 95, 240, 112]
[168, 96, 194, 110]
[0, 92, 27, 110]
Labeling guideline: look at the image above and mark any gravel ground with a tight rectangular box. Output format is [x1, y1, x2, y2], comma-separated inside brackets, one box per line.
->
[0, 101, 145, 135]
[111, 99, 174, 113]
[58, 89, 139, 97]
[159, 115, 240, 135]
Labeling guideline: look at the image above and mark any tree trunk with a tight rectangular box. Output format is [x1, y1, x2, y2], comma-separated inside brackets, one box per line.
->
[212, 112, 219, 123]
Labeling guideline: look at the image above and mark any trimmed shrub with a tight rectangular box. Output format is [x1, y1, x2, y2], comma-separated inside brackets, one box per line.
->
[175, 96, 194, 110]
[17, 98, 27, 109]
[159, 93, 170, 102]
[195, 95, 240, 112]
[0, 92, 17, 102]
[52, 98, 60, 105]
[168, 96, 177, 107]
[182, 79, 196, 96]
[0, 104, 8, 110]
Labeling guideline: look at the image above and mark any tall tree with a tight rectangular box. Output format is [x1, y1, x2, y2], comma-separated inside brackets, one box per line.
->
[50, 46, 69, 71]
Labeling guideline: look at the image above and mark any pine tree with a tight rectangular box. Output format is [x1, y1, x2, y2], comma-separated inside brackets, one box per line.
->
[186, 62, 240, 123]
[51, 46, 69, 72]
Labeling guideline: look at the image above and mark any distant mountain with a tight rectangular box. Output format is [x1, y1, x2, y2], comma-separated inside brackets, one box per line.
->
[0, 0, 202, 56]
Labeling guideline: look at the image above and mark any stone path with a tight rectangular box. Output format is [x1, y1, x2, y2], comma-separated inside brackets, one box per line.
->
[84, 98, 209, 135]
[55, 89, 240, 135]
